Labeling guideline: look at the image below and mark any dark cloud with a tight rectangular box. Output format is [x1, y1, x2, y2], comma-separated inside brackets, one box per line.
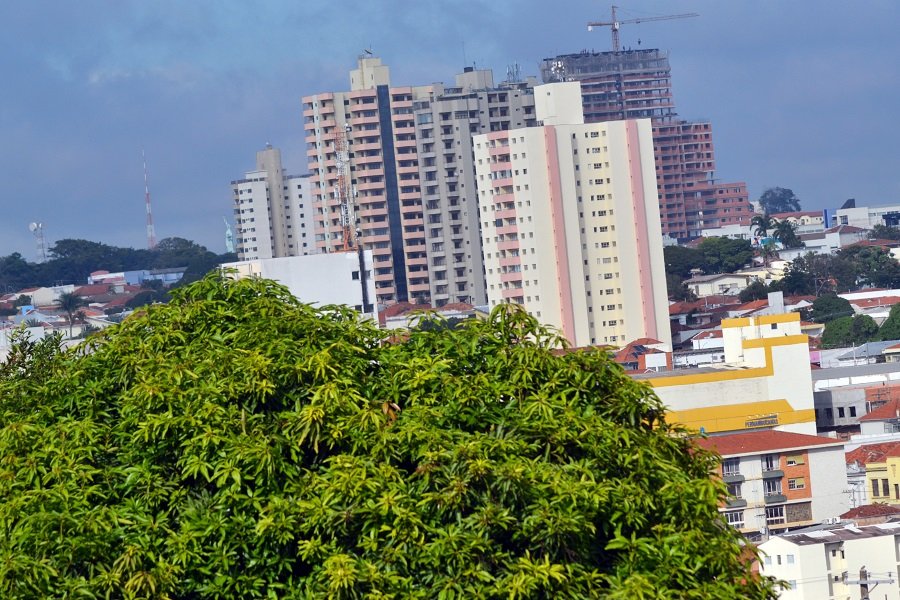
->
[1, 1, 898, 257]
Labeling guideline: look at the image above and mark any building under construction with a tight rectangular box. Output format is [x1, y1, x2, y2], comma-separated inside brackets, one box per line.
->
[541, 49, 753, 240]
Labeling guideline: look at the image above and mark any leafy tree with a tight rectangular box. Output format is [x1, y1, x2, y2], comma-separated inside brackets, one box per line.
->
[56, 291, 84, 338]
[878, 303, 900, 341]
[0, 253, 34, 290]
[663, 245, 706, 279]
[739, 280, 770, 302]
[0, 274, 776, 599]
[810, 294, 854, 323]
[772, 221, 803, 249]
[757, 187, 801, 215]
[696, 237, 754, 274]
[821, 316, 853, 348]
[850, 314, 879, 345]
[870, 224, 900, 241]
[838, 246, 900, 289]
[12, 294, 31, 308]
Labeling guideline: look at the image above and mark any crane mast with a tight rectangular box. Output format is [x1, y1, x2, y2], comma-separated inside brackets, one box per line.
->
[587, 5, 699, 52]
[332, 123, 356, 251]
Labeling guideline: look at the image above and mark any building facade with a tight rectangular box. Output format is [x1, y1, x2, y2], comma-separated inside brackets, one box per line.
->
[302, 56, 536, 307]
[474, 82, 671, 349]
[759, 522, 900, 599]
[540, 49, 753, 240]
[232, 145, 315, 261]
[696, 430, 848, 538]
[639, 312, 817, 435]
[221, 252, 376, 319]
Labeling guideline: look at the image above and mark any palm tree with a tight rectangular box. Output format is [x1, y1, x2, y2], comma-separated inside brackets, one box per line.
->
[57, 292, 84, 339]
[750, 214, 775, 239]
[772, 220, 803, 249]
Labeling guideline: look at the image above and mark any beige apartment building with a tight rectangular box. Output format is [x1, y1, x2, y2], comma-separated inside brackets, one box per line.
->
[474, 82, 670, 349]
[232, 145, 315, 261]
[302, 56, 536, 306]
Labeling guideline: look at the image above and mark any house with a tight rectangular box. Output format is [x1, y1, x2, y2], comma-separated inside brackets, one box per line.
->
[683, 273, 752, 297]
[770, 210, 827, 234]
[696, 430, 848, 538]
[839, 502, 900, 526]
[758, 522, 900, 599]
[611, 338, 671, 372]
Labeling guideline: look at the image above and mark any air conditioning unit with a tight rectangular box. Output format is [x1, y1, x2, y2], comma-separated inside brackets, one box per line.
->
[824, 517, 841, 525]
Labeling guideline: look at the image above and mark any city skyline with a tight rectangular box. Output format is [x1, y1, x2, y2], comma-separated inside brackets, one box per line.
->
[2, 1, 898, 257]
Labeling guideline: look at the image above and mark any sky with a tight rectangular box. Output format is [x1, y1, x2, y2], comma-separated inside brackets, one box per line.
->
[1, 1, 898, 258]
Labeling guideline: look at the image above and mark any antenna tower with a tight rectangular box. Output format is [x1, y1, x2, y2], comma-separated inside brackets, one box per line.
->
[28, 222, 47, 263]
[142, 150, 158, 249]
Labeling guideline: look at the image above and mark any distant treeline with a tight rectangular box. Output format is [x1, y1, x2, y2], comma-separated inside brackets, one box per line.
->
[0, 237, 236, 292]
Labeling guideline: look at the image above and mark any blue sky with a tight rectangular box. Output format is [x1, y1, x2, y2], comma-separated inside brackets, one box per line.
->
[2, 1, 898, 257]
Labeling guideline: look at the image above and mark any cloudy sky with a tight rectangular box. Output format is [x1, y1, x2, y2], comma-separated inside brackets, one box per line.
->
[2, 1, 898, 258]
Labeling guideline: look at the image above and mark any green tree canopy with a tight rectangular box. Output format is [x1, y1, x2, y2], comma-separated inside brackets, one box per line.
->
[739, 280, 770, 303]
[697, 237, 754, 274]
[870, 224, 900, 241]
[879, 304, 900, 341]
[810, 294, 854, 323]
[757, 188, 801, 215]
[666, 273, 697, 302]
[663, 245, 706, 279]
[821, 316, 853, 348]
[0, 274, 775, 599]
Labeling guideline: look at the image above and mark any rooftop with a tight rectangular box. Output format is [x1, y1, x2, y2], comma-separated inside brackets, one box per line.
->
[841, 503, 900, 519]
[694, 430, 844, 457]
[845, 441, 900, 464]
[777, 522, 900, 546]
[858, 399, 900, 423]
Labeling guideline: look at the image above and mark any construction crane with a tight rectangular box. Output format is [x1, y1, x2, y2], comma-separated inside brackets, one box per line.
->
[332, 123, 356, 250]
[588, 6, 698, 52]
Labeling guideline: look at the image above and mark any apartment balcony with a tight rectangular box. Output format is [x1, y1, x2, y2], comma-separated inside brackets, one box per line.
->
[497, 240, 520, 252]
[725, 498, 747, 509]
[764, 494, 787, 505]
[761, 469, 784, 479]
[722, 473, 745, 484]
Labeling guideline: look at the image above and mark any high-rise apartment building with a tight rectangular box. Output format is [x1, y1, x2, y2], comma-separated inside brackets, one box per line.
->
[232, 145, 315, 261]
[302, 56, 535, 306]
[540, 49, 752, 240]
[474, 82, 671, 349]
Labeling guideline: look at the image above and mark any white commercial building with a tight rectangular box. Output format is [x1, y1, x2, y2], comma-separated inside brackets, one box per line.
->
[759, 523, 900, 599]
[221, 252, 376, 320]
[232, 145, 316, 261]
[474, 82, 670, 349]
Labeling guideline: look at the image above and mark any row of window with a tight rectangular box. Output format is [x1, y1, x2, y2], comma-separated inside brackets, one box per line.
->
[722, 453, 805, 476]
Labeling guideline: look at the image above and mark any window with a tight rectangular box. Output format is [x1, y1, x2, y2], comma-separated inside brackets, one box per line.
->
[764, 479, 782, 495]
[786, 554, 795, 565]
[761, 454, 780, 472]
[825, 407, 833, 419]
[883, 478, 890, 497]
[765, 505, 785, 525]
[873, 478, 880, 497]
[786, 455, 804, 466]
[724, 510, 744, 528]
[838, 407, 845, 418]
[850, 406, 857, 417]
[726, 482, 742, 498]
[788, 478, 806, 490]
[722, 457, 740, 476]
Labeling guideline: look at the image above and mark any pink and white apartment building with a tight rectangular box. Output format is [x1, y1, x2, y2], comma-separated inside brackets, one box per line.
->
[474, 82, 671, 349]
[302, 57, 537, 307]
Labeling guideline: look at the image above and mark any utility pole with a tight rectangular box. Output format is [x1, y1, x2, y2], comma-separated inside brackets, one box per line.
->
[844, 565, 894, 598]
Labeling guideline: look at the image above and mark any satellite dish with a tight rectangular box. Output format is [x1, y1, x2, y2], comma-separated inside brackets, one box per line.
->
[28, 222, 37, 232]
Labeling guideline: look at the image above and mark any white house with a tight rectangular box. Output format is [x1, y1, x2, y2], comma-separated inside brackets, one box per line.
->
[759, 523, 900, 599]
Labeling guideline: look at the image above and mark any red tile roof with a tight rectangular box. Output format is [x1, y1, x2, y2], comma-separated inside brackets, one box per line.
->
[840, 503, 900, 519]
[849, 297, 900, 310]
[850, 239, 900, 248]
[859, 398, 900, 422]
[732, 299, 769, 313]
[694, 430, 843, 456]
[74, 284, 112, 297]
[845, 441, 900, 465]
[629, 337, 664, 346]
